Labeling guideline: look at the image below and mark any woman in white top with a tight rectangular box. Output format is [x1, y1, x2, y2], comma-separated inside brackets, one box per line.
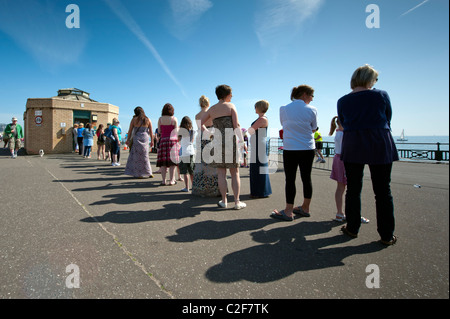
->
[271, 85, 317, 221]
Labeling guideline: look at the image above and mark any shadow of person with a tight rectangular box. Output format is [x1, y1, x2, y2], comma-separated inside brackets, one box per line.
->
[205, 221, 385, 283]
[166, 218, 275, 242]
[80, 195, 220, 224]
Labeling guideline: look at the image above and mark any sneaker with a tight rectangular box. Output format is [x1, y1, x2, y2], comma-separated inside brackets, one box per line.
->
[112, 162, 118, 166]
[181, 188, 189, 192]
[320, 159, 326, 163]
[217, 200, 227, 208]
[234, 202, 246, 210]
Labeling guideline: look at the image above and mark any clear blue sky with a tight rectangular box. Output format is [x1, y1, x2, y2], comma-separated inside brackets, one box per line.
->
[0, 0, 448, 137]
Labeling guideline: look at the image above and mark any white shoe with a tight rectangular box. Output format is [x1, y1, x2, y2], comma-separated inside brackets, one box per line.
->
[217, 200, 227, 208]
[234, 202, 246, 210]
[181, 188, 189, 192]
[112, 162, 117, 166]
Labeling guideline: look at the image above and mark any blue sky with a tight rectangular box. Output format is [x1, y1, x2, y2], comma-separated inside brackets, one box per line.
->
[0, 0, 448, 137]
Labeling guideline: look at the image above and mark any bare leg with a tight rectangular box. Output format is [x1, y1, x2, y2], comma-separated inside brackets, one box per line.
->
[161, 166, 167, 184]
[217, 168, 228, 204]
[169, 166, 176, 184]
[335, 182, 346, 217]
[229, 167, 241, 203]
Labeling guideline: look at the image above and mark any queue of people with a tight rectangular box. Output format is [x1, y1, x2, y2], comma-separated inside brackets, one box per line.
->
[270, 65, 398, 246]
[72, 119, 122, 166]
[11, 64, 394, 246]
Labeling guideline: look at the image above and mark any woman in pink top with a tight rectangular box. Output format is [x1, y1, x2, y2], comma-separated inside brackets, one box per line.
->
[156, 103, 179, 185]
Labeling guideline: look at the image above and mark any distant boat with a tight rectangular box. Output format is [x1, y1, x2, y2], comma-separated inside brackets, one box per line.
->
[397, 129, 408, 141]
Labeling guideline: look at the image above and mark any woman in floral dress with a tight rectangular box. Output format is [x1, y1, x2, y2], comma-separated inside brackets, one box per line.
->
[192, 95, 220, 197]
[125, 107, 154, 178]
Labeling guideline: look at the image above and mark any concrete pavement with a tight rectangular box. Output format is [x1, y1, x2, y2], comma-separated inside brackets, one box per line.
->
[0, 150, 448, 300]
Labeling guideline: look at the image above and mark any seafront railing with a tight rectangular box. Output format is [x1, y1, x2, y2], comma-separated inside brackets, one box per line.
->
[268, 138, 449, 171]
[395, 142, 449, 162]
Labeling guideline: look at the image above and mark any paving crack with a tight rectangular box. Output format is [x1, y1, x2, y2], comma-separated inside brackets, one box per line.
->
[45, 167, 175, 299]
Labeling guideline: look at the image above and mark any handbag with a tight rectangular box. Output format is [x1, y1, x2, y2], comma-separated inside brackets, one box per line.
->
[185, 143, 195, 156]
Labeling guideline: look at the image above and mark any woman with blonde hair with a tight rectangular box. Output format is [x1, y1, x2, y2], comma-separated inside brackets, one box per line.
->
[192, 95, 221, 197]
[111, 118, 122, 166]
[77, 122, 85, 155]
[248, 100, 272, 198]
[338, 64, 398, 245]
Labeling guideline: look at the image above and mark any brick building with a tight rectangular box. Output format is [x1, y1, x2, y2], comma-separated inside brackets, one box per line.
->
[24, 88, 119, 155]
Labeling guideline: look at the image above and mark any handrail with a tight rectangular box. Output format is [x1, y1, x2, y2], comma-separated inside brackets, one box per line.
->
[268, 138, 449, 166]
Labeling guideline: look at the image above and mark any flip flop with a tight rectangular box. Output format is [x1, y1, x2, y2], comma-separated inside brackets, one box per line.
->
[270, 210, 294, 221]
[293, 206, 311, 217]
[333, 215, 346, 222]
[379, 235, 397, 246]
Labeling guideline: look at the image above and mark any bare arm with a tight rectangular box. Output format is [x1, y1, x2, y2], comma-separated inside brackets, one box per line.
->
[148, 118, 154, 147]
[200, 111, 211, 132]
[231, 106, 244, 142]
[126, 118, 135, 144]
[248, 117, 268, 135]
[113, 128, 120, 144]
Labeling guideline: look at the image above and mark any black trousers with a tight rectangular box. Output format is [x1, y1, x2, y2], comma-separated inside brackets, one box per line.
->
[282, 150, 315, 204]
[77, 137, 84, 155]
[344, 162, 395, 241]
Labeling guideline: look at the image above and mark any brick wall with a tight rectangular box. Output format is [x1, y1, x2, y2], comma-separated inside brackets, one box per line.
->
[25, 98, 119, 155]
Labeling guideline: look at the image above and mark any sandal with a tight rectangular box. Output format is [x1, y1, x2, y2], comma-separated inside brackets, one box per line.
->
[380, 235, 397, 246]
[270, 210, 294, 221]
[341, 226, 358, 238]
[333, 214, 346, 222]
[293, 206, 310, 217]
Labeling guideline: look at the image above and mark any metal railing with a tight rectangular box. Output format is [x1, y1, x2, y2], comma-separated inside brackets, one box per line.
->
[268, 138, 449, 171]
[395, 142, 449, 162]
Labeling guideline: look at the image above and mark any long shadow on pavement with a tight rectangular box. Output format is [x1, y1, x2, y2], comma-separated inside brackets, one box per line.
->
[203, 220, 386, 283]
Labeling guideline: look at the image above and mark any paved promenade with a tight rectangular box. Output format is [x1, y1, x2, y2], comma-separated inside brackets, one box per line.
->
[0, 150, 448, 300]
